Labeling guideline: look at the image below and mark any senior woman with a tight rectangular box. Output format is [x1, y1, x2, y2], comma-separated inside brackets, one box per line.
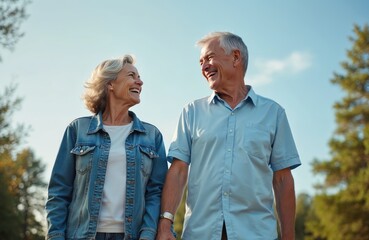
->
[46, 55, 168, 240]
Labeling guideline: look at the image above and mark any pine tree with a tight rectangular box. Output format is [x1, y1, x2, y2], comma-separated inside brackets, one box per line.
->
[308, 24, 369, 240]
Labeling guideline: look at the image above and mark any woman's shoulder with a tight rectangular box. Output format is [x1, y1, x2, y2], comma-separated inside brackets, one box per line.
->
[66, 115, 96, 129]
[140, 120, 161, 133]
[70, 115, 93, 123]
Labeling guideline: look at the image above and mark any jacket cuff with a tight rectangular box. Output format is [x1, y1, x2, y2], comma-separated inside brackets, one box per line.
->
[139, 228, 156, 240]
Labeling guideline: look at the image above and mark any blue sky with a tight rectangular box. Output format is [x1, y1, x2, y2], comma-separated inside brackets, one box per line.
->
[1, 1, 368, 195]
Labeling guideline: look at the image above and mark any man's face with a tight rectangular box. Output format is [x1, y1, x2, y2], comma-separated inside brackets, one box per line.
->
[199, 39, 234, 91]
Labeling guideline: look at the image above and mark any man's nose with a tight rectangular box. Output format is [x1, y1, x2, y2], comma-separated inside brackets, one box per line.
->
[201, 62, 210, 72]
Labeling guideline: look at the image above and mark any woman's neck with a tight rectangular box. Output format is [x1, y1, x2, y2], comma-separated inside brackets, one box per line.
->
[102, 107, 132, 126]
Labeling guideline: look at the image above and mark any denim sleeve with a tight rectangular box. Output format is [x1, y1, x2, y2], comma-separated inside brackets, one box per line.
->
[140, 128, 168, 240]
[45, 123, 77, 239]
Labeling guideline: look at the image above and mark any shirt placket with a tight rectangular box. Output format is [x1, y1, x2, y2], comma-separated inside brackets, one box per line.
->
[222, 110, 236, 228]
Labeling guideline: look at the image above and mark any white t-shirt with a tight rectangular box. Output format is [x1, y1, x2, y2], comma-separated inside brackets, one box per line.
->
[97, 122, 132, 233]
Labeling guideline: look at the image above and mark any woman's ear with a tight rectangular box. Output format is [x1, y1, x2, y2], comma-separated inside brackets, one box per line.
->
[108, 82, 113, 90]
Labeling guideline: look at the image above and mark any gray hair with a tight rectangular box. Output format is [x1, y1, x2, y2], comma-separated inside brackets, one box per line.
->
[196, 32, 248, 76]
[83, 54, 135, 114]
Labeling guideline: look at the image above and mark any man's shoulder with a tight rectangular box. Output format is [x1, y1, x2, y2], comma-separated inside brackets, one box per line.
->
[184, 96, 211, 108]
[254, 93, 284, 110]
[192, 95, 210, 104]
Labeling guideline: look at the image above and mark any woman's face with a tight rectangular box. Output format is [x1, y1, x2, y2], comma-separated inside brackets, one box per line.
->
[109, 63, 143, 108]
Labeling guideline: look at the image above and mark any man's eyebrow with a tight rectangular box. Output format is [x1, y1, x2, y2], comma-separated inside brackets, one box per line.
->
[200, 52, 214, 60]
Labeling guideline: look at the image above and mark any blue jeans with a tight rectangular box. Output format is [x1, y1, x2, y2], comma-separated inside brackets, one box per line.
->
[95, 232, 125, 240]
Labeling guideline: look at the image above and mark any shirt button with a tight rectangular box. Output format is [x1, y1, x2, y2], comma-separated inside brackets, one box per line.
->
[229, 129, 233, 133]
[227, 149, 231, 152]
[223, 192, 228, 196]
[225, 169, 230, 173]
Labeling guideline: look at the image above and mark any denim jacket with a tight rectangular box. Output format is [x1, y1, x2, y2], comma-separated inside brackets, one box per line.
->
[46, 111, 168, 240]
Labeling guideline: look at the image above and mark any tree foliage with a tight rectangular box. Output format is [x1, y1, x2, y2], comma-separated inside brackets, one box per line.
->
[0, 1, 44, 238]
[0, 85, 24, 238]
[0, 0, 30, 61]
[0, 85, 46, 239]
[16, 148, 47, 240]
[308, 24, 369, 240]
[295, 193, 313, 240]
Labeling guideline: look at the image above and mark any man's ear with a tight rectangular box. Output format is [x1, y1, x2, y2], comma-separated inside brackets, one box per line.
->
[233, 50, 241, 66]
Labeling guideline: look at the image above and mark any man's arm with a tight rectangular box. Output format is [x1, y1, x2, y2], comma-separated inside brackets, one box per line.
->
[156, 159, 189, 240]
[273, 168, 296, 240]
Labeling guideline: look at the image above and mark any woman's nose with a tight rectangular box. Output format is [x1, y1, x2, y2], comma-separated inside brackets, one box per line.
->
[136, 78, 143, 86]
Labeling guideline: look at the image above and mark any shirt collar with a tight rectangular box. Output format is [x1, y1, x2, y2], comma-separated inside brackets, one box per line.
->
[207, 85, 257, 106]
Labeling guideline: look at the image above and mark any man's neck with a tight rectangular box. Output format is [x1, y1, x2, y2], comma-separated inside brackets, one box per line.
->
[216, 85, 248, 109]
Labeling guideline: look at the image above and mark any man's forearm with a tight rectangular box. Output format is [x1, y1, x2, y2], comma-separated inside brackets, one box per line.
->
[161, 160, 188, 214]
[156, 160, 188, 240]
[273, 169, 296, 240]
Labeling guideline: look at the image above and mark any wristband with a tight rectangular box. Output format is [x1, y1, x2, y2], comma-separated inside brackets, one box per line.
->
[160, 211, 174, 223]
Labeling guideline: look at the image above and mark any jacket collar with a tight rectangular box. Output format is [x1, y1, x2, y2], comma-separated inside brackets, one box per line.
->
[87, 111, 146, 134]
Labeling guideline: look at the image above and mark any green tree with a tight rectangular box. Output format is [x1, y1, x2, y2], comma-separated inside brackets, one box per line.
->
[0, 86, 46, 239]
[308, 24, 369, 240]
[295, 193, 311, 240]
[16, 148, 46, 240]
[0, 85, 24, 238]
[0, 0, 30, 61]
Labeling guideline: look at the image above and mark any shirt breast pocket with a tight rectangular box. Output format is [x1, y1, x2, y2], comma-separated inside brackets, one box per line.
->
[70, 145, 96, 174]
[241, 124, 272, 160]
[138, 145, 158, 177]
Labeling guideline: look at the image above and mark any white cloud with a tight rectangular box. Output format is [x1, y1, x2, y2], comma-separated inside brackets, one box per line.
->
[247, 51, 312, 86]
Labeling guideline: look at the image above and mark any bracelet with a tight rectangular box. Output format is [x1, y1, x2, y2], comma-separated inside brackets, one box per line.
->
[160, 211, 174, 223]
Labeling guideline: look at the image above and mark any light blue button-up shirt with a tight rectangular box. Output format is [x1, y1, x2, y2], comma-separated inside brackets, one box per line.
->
[168, 86, 301, 239]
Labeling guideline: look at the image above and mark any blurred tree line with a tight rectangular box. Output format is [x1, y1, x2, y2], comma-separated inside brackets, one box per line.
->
[1, 0, 47, 239]
[0, 86, 47, 239]
[173, 24, 369, 240]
